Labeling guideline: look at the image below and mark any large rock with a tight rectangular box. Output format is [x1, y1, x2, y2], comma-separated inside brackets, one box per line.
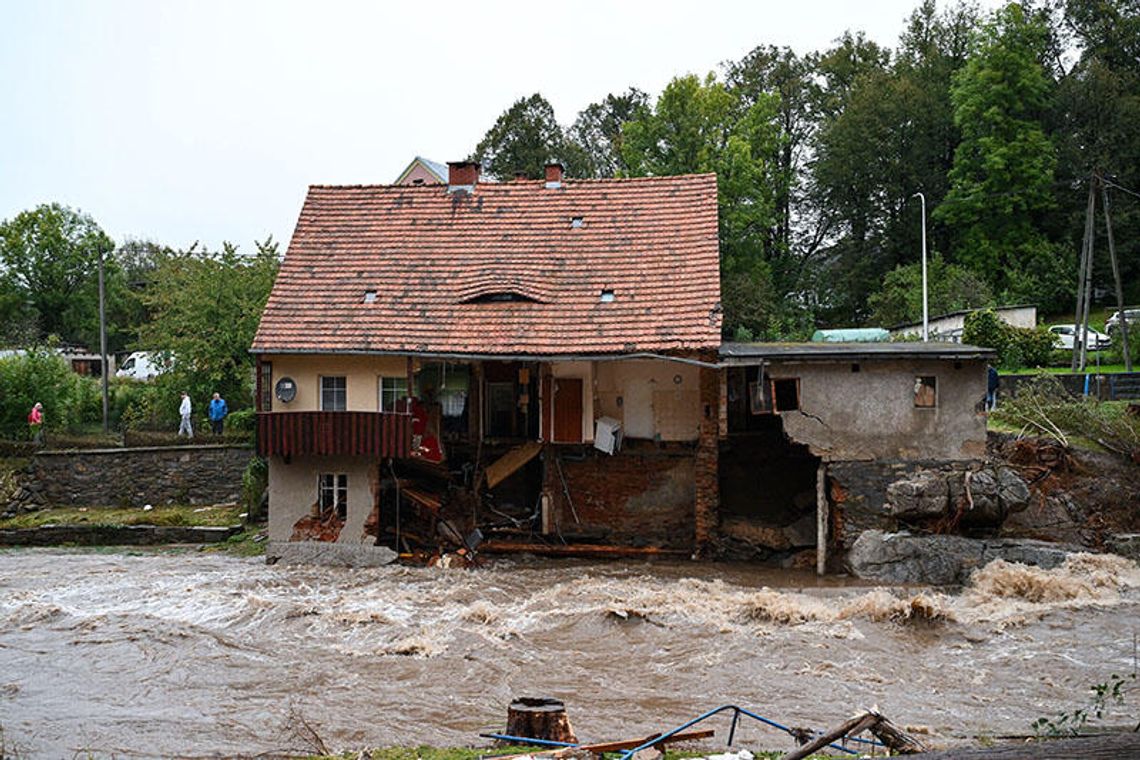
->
[847, 530, 1080, 585]
[1107, 534, 1140, 562]
[885, 470, 949, 518]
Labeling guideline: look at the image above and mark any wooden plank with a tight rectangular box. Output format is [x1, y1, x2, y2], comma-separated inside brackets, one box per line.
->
[485, 440, 543, 489]
[480, 542, 689, 558]
[568, 729, 715, 753]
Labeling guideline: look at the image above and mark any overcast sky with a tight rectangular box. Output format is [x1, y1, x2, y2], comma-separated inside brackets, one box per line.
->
[0, 1, 1005, 252]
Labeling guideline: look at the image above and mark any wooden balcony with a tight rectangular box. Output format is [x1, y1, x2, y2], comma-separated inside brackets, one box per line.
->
[257, 411, 413, 459]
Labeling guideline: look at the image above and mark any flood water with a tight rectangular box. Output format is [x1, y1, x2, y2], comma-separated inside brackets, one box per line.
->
[1, 548, 1138, 758]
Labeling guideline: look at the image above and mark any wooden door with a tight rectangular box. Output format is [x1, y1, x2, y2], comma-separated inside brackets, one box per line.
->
[553, 378, 583, 443]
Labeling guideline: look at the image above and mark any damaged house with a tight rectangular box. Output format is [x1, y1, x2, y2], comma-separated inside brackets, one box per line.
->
[251, 162, 721, 560]
[252, 161, 999, 570]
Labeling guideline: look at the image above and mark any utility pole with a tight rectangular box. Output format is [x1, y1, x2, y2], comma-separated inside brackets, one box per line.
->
[98, 247, 109, 432]
[912, 192, 929, 342]
[1102, 181, 1132, 372]
[1072, 182, 1093, 371]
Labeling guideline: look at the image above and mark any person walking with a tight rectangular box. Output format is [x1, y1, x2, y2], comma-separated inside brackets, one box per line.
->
[986, 365, 999, 412]
[27, 402, 44, 445]
[208, 392, 228, 435]
[178, 392, 193, 438]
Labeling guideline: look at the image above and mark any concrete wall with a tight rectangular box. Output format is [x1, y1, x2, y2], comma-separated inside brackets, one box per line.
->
[267, 454, 377, 543]
[30, 445, 251, 507]
[769, 358, 988, 461]
[263, 354, 408, 412]
[893, 305, 1037, 341]
[594, 359, 701, 442]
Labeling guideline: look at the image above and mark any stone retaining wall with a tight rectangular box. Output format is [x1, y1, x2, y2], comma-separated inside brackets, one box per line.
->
[27, 445, 253, 508]
[0, 524, 241, 546]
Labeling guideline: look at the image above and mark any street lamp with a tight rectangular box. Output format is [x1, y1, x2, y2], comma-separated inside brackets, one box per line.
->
[911, 192, 929, 342]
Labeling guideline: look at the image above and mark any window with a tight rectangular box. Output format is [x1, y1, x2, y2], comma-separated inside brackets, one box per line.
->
[363, 290, 377, 303]
[259, 361, 272, 411]
[914, 376, 937, 408]
[320, 376, 347, 411]
[599, 289, 615, 303]
[318, 473, 347, 521]
[771, 378, 800, 412]
[570, 216, 584, 228]
[379, 376, 408, 412]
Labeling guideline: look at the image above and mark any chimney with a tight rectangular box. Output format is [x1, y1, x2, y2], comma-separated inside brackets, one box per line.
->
[544, 162, 564, 188]
[448, 161, 480, 192]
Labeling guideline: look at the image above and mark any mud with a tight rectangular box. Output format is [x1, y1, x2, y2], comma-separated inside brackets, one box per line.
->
[0, 549, 1137, 757]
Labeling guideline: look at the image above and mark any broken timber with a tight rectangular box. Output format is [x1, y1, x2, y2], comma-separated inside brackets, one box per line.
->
[780, 710, 927, 760]
[479, 542, 689, 558]
[909, 732, 1140, 758]
[485, 441, 543, 489]
[485, 730, 716, 759]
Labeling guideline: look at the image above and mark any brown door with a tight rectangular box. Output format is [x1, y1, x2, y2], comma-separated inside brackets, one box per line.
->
[553, 378, 583, 443]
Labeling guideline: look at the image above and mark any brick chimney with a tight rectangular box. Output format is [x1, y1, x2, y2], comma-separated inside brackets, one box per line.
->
[448, 161, 480, 192]
[544, 162, 564, 188]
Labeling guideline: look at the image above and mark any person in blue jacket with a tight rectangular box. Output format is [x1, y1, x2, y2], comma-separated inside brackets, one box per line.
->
[208, 392, 229, 435]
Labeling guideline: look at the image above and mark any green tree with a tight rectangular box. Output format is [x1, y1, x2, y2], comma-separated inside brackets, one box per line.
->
[621, 73, 786, 337]
[868, 253, 995, 326]
[471, 93, 588, 179]
[0, 203, 115, 346]
[568, 88, 649, 178]
[134, 238, 279, 424]
[935, 3, 1058, 297]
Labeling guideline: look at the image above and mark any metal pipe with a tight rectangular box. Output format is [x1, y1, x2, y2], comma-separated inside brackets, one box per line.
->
[911, 192, 929, 342]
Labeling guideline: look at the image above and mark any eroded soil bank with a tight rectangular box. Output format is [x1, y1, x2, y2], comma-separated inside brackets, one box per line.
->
[0, 549, 1137, 757]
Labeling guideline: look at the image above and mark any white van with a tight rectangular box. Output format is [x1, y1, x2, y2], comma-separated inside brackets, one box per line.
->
[115, 351, 169, 381]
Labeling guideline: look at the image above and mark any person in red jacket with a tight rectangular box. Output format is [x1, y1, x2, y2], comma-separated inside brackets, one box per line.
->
[27, 402, 44, 445]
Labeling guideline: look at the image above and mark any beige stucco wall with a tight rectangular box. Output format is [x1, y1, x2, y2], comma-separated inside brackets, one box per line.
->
[267, 454, 376, 543]
[595, 359, 701, 442]
[263, 354, 409, 412]
[893, 306, 1037, 341]
[768, 358, 988, 461]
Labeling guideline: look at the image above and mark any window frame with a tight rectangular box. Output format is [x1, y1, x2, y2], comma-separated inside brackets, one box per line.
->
[320, 375, 347, 411]
[378, 375, 408, 412]
[914, 375, 937, 409]
[318, 473, 348, 521]
[770, 377, 801, 414]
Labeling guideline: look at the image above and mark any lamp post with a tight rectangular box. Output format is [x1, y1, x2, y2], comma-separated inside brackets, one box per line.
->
[911, 192, 929, 342]
[98, 247, 109, 432]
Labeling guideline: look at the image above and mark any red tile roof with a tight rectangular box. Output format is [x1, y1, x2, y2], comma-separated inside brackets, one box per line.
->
[252, 173, 721, 356]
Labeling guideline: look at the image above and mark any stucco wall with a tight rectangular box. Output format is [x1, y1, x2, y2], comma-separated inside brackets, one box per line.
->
[769, 358, 987, 461]
[594, 360, 701, 442]
[267, 455, 376, 543]
[893, 306, 1037, 340]
[263, 354, 408, 412]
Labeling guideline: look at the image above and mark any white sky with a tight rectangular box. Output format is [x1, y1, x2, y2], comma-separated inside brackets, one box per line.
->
[0, 0, 1005, 252]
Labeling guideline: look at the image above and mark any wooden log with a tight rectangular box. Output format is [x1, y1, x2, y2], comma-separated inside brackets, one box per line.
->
[871, 715, 929, 754]
[780, 712, 880, 760]
[505, 698, 577, 744]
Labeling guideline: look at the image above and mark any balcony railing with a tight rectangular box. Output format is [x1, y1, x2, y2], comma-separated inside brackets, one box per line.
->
[257, 411, 413, 459]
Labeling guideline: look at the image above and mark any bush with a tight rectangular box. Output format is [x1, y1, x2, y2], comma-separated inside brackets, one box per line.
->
[0, 348, 104, 438]
[1106, 331, 1140, 367]
[962, 309, 1054, 370]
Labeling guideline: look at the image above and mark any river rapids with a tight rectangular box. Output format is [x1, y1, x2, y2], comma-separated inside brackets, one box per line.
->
[1, 549, 1138, 757]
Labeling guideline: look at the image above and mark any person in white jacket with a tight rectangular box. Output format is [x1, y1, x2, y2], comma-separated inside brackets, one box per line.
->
[178, 392, 193, 438]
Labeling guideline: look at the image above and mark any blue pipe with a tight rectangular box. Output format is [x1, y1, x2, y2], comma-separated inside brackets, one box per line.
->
[479, 733, 578, 748]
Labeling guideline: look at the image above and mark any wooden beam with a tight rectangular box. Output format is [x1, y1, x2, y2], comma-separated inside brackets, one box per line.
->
[479, 542, 689, 559]
[909, 733, 1140, 758]
[816, 462, 827, 576]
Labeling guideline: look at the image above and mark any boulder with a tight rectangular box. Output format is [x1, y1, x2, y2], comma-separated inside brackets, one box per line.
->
[996, 466, 1031, 514]
[885, 470, 949, 519]
[847, 530, 1080, 585]
[1107, 534, 1140, 562]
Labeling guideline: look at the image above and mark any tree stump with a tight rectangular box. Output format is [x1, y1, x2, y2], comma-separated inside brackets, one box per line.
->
[505, 697, 578, 744]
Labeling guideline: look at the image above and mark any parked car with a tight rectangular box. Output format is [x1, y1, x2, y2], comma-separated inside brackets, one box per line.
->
[1048, 324, 1112, 351]
[1105, 308, 1140, 337]
[115, 351, 169, 381]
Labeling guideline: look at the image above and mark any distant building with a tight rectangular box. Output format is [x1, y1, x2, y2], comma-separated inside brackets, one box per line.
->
[890, 305, 1037, 342]
[393, 156, 449, 186]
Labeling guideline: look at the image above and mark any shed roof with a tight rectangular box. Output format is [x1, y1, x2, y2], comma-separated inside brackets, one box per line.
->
[253, 173, 721, 356]
[720, 341, 996, 363]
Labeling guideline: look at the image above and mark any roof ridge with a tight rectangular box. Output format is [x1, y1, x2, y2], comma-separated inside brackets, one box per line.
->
[306, 172, 717, 190]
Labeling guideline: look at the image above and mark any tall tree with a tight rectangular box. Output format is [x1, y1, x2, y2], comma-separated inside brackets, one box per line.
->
[935, 3, 1061, 301]
[568, 88, 649, 178]
[472, 94, 588, 179]
[622, 73, 788, 338]
[0, 203, 115, 346]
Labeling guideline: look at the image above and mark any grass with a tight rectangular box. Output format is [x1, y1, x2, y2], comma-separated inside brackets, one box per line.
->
[0, 503, 244, 530]
[1001, 360, 1129, 375]
[202, 525, 268, 557]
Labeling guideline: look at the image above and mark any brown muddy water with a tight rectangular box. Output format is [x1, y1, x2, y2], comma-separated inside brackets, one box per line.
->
[0, 549, 1138, 758]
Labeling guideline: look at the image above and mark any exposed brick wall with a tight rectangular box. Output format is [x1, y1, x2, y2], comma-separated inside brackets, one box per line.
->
[546, 442, 696, 549]
[694, 365, 720, 555]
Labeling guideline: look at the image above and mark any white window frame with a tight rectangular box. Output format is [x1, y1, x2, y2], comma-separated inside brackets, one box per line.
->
[320, 376, 347, 411]
[318, 473, 348, 520]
